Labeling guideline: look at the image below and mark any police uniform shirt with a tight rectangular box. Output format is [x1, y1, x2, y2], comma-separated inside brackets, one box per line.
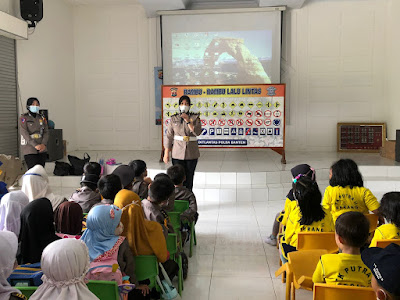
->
[19, 113, 49, 156]
[132, 179, 149, 200]
[370, 223, 400, 247]
[282, 206, 335, 248]
[174, 185, 198, 222]
[322, 186, 380, 223]
[312, 253, 372, 287]
[164, 113, 202, 160]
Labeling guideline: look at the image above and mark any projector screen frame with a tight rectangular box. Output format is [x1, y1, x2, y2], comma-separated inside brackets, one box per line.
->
[160, 8, 283, 86]
[157, 7, 286, 16]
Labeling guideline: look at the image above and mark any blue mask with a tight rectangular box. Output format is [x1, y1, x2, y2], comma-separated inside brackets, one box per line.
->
[29, 106, 40, 113]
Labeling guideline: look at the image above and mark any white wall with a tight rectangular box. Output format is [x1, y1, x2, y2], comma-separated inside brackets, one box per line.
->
[73, 4, 161, 150]
[14, 0, 399, 152]
[282, 0, 387, 151]
[16, 0, 77, 151]
[386, 0, 400, 140]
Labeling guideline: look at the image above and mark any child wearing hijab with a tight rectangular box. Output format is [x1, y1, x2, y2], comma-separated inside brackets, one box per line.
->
[265, 164, 316, 246]
[18, 198, 60, 264]
[115, 190, 178, 283]
[29, 239, 98, 300]
[81, 205, 149, 298]
[0, 191, 29, 237]
[54, 201, 84, 238]
[0, 231, 27, 300]
[21, 165, 66, 210]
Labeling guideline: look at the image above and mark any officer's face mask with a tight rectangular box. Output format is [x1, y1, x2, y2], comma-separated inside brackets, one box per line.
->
[29, 105, 40, 114]
[179, 105, 190, 114]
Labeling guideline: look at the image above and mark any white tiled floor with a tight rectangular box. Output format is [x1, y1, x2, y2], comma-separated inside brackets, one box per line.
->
[42, 149, 400, 300]
[179, 198, 312, 300]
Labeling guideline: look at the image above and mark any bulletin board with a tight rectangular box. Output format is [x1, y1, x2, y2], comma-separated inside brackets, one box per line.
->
[162, 84, 286, 161]
[337, 123, 386, 152]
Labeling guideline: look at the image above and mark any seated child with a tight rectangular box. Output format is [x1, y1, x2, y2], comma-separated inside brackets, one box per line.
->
[96, 174, 122, 205]
[30, 239, 98, 300]
[113, 165, 135, 190]
[142, 177, 175, 238]
[280, 176, 334, 263]
[313, 211, 372, 287]
[322, 159, 382, 223]
[54, 201, 84, 238]
[83, 161, 102, 177]
[167, 164, 198, 222]
[370, 192, 400, 247]
[21, 165, 66, 210]
[18, 198, 60, 264]
[81, 204, 149, 298]
[0, 191, 29, 237]
[69, 162, 101, 213]
[154, 173, 175, 212]
[0, 231, 27, 300]
[362, 243, 400, 300]
[129, 160, 152, 199]
[265, 164, 316, 246]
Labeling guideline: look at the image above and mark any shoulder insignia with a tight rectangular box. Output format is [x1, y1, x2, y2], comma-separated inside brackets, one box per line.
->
[20, 117, 26, 123]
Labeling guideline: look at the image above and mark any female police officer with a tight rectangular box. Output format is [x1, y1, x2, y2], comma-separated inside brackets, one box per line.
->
[19, 98, 49, 169]
[163, 95, 202, 190]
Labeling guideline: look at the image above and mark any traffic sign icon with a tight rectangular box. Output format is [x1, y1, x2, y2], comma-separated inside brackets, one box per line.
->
[246, 119, 253, 126]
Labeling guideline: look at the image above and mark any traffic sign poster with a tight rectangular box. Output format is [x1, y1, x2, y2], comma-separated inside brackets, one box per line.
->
[162, 84, 285, 148]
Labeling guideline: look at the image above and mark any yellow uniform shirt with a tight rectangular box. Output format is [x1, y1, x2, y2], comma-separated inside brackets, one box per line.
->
[322, 186, 380, 223]
[280, 198, 297, 226]
[312, 253, 372, 287]
[283, 206, 335, 248]
[370, 223, 400, 247]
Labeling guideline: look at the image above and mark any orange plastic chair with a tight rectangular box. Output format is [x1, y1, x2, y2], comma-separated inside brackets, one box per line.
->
[297, 232, 338, 253]
[313, 283, 375, 300]
[364, 214, 379, 233]
[376, 239, 400, 248]
[275, 249, 328, 300]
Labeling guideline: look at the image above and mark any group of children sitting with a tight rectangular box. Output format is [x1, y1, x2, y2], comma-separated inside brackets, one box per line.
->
[264, 159, 400, 299]
[0, 159, 198, 300]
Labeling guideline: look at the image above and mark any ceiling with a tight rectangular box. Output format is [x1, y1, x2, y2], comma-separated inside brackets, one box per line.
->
[67, 0, 307, 16]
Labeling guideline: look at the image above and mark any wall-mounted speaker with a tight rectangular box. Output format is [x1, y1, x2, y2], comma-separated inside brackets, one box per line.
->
[20, 0, 43, 23]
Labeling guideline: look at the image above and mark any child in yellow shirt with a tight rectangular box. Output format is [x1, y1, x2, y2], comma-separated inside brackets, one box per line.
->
[313, 211, 372, 287]
[279, 176, 334, 263]
[322, 159, 381, 223]
[370, 192, 400, 247]
[265, 164, 316, 246]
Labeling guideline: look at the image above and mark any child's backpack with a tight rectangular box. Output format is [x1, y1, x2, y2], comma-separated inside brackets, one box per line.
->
[8, 262, 43, 286]
[85, 237, 124, 286]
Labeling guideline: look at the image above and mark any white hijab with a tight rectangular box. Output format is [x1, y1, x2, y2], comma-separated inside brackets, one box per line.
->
[0, 191, 29, 237]
[0, 231, 21, 300]
[21, 165, 65, 210]
[30, 239, 99, 300]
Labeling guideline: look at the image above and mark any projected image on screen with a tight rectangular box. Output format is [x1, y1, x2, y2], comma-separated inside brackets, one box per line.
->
[172, 30, 272, 85]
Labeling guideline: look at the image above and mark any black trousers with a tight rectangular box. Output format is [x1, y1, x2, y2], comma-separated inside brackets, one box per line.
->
[24, 152, 47, 170]
[172, 158, 198, 190]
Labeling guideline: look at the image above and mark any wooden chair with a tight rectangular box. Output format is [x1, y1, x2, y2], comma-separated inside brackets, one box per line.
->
[297, 232, 338, 253]
[313, 283, 375, 300]
[364, 214, 379, 233]
[275, 249, 327, 300]
[376, 239, 400, 248]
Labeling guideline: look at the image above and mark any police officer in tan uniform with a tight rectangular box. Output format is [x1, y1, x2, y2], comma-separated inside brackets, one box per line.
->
[164, 95, 202, 190]
[19, 98, 49, 169]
